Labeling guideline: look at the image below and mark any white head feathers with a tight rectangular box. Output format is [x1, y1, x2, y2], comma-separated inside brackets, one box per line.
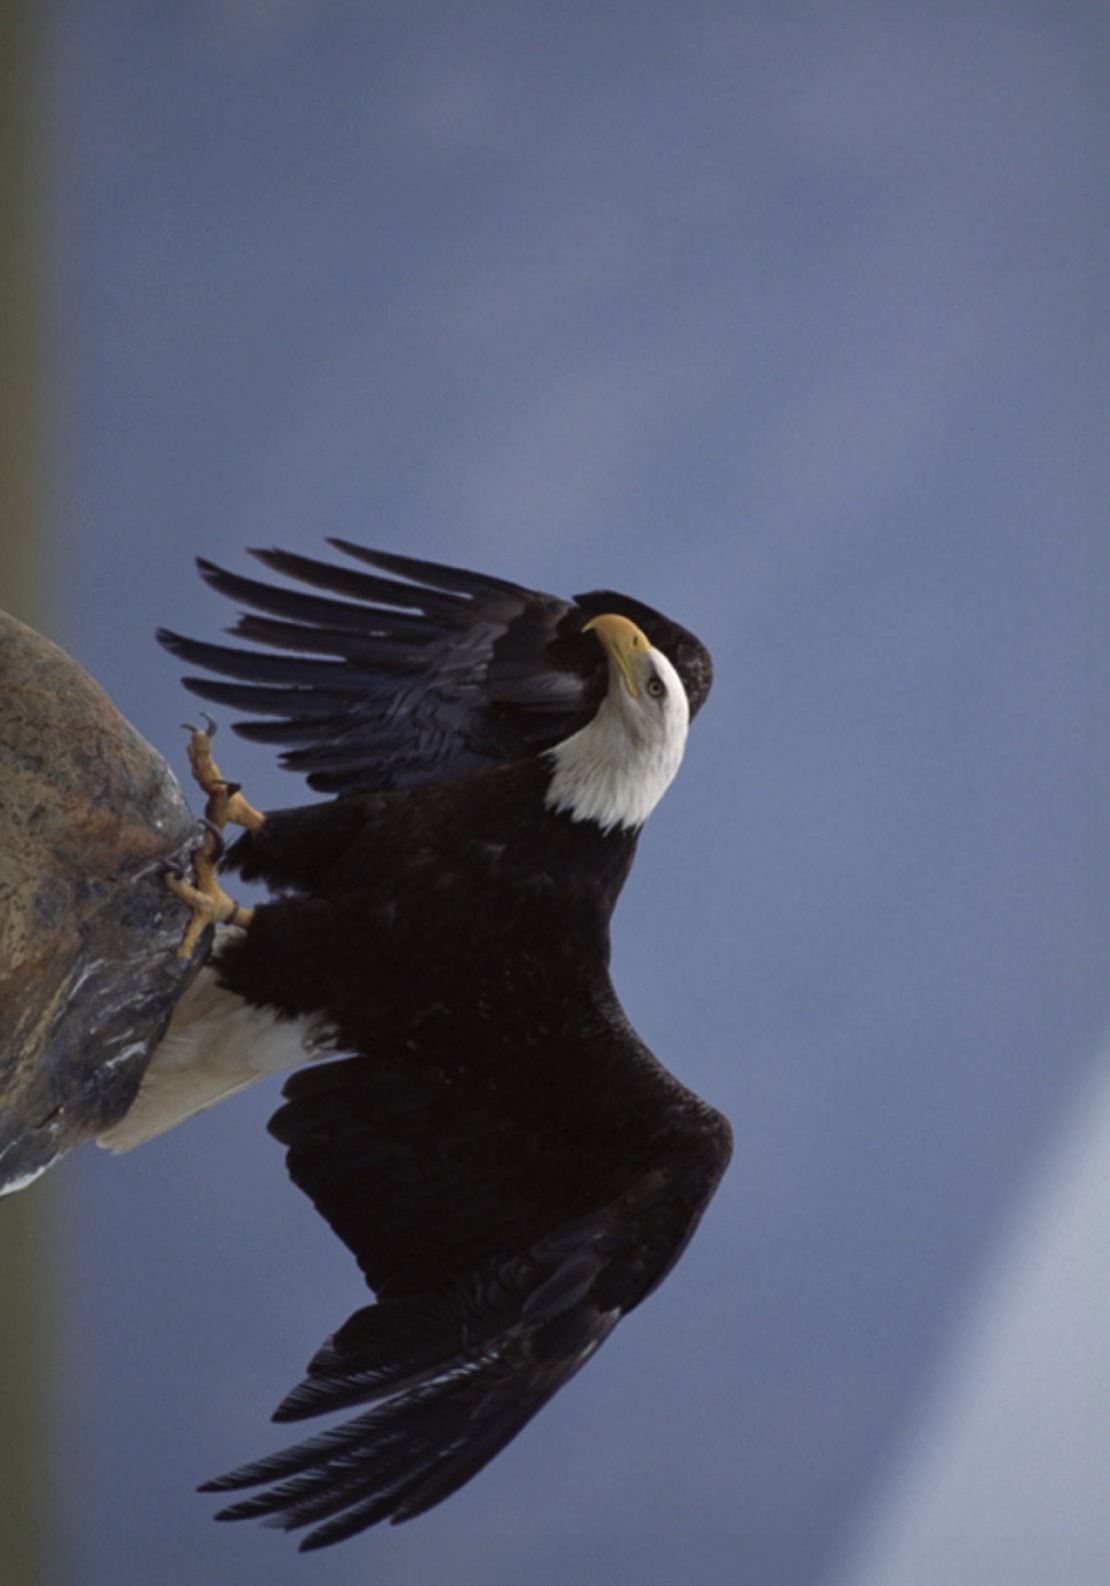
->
[545, 614, 690, 833]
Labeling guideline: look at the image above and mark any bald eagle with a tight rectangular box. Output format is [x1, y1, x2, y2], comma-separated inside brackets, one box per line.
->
[128, 545, 731, 1550]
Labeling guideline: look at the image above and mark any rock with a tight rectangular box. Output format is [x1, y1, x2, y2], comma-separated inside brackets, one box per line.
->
[0, 611, 206, 1192]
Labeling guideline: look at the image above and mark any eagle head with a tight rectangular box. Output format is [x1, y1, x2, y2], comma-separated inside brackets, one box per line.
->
[544, 612, 691, 833]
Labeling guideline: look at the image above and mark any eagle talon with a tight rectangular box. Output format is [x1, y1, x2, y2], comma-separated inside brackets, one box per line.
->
[182, 720, 265, 836]
[169, 720, 262, 956]
[165, 848, 254, 959]
[165, 869, 216, 959]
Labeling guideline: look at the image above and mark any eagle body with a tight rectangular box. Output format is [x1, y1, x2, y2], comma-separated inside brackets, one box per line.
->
[218, 755, 721, 1306]
[128, 546, 731, 1548]
[219, 755, 638, 1032]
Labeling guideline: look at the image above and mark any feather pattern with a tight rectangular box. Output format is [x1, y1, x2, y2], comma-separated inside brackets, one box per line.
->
[157, 543, 711, 794]
[200, 1039, 730, 1548]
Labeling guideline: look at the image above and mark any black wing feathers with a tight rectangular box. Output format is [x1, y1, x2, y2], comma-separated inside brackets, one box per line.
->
[204, 1343, 597, 1547]
[157, 542, 711, 794]
[202, 1029, 731, 1548]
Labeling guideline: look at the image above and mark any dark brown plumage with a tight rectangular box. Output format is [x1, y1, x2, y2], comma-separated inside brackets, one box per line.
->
[157, 542, 712, 794]
[157, 547, 729, 1549]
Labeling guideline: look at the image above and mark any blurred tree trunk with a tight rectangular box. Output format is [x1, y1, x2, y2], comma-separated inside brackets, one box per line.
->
[1, 3, 56, 1583]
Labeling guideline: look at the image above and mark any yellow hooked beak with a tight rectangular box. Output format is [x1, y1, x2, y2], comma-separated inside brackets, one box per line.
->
[583, 612, 652, 699]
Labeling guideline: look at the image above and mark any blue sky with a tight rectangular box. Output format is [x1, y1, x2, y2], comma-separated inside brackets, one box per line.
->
[833, 1044, 1110, 1586]
[16, 4, 1102, 1583]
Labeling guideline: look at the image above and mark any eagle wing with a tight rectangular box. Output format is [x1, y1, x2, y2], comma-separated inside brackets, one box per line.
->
[200, 998, 732, 1550]
[157, 543, 711, 796]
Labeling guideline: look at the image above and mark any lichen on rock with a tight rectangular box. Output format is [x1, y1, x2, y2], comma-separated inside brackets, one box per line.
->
[0, 612, 206, 1192]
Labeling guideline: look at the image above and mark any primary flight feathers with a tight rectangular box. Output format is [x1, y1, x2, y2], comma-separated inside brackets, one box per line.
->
[157, 541, 712, 794]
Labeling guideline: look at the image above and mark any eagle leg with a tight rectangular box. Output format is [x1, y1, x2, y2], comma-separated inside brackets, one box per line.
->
[184, 717, 266, 834]
[167, 719, 265, 959]
[166, 841, 253, 958]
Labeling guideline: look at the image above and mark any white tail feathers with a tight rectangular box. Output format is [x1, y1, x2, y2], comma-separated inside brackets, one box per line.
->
[98, 929, 332, 1153]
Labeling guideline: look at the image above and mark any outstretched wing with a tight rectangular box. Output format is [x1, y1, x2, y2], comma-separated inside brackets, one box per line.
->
[200, 1005, 731, 1550]
[157, 543, 711, 796]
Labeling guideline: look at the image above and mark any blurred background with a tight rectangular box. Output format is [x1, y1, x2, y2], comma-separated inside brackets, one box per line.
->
[1, 4, 1104, 1584]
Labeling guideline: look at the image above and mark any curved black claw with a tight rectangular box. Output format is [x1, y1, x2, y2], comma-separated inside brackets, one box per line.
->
[182, 712, 218, 738]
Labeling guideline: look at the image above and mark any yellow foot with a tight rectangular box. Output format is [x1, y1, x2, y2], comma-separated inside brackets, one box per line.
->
[167, 864, 254, 959]
[169, 717, 263, 958]
[185, 718, 266, 834]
